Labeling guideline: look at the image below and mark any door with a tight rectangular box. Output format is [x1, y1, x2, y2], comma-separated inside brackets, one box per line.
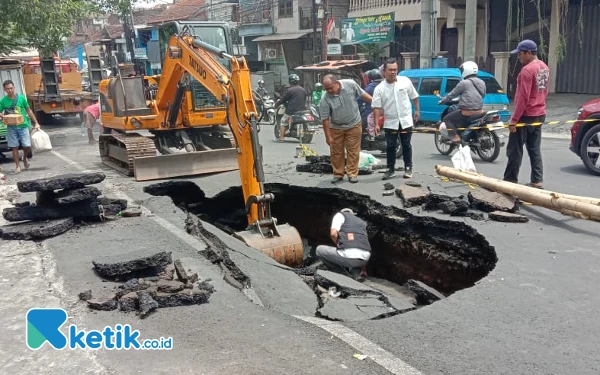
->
[418, 77, 444, 123]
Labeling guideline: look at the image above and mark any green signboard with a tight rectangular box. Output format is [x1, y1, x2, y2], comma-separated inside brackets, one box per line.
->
[340, 12, 395, 45]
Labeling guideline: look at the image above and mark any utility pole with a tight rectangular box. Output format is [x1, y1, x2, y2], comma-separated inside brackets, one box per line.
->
[320, 1, 328, 62]
[463, 0, 477, 62]
[419, 0, 434, 68]
[312, 0, 318, 61]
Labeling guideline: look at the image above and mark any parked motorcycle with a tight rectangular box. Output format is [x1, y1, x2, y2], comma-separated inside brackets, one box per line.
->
[361, 132, 403, 159]
[274, 105, 316, 143]
[434, 98, 505, 162]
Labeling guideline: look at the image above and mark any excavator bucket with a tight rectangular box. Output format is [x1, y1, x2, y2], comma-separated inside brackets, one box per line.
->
[133, 148, 239, 182]
[233, 223, 304, 267]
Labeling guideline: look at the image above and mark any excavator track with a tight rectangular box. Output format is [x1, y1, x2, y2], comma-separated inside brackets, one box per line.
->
[99, 133, 158, 176]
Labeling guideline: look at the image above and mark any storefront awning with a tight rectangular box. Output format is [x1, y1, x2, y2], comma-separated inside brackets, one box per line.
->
[253, 32, 310, 42]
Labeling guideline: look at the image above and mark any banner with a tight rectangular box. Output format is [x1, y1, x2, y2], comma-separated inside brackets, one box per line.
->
[340, 12, 395, 45]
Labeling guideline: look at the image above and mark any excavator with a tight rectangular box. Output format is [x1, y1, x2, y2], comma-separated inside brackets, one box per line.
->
[97, 23, 239, 181]
[97, 27, 303, 267]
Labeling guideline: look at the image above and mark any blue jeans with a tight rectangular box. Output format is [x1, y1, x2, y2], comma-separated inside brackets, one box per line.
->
[7, 126, 31, 148]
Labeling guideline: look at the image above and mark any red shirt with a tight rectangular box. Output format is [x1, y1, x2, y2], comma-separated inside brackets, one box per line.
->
[510, 59, 550, 123]
[84, 103, 100, 120]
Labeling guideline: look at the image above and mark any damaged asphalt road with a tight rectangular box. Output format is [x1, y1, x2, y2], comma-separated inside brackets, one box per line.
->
[1, 122, 600, 374]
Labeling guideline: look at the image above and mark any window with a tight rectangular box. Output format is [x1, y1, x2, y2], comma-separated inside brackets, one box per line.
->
[409, 77, 420, 90]
[445, 78, 460, 94]
[419, 78, 443, 95]
[480, 76, 504, 93]
[278, 0, 293, 18]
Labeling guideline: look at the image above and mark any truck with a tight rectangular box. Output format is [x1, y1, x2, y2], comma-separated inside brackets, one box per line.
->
[22, 56, 97, 123]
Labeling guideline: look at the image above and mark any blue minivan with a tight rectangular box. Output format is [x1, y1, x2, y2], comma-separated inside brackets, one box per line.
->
[398, 68, 511, 124]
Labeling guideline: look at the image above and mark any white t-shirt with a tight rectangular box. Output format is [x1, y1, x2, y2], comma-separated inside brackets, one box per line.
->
[372, 77, 419, 130]
[331, 212, 370, 260]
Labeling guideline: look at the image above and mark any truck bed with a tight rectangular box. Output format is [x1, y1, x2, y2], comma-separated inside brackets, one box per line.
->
[27, 89, 97, 102]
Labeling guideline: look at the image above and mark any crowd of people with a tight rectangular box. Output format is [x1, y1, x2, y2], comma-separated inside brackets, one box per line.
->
[309, 38, 550, 280]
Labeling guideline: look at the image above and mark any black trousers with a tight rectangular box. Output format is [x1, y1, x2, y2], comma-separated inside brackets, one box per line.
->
[503, 115, 545, 184]
[442, 110, 471, 137]
[385, 128, 412, 170]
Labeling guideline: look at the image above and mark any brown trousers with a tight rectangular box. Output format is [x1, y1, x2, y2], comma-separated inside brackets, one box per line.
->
[330, 123, 362, 178]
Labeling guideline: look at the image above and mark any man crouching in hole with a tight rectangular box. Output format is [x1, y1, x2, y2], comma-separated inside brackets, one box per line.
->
[315, 208, 371, 282]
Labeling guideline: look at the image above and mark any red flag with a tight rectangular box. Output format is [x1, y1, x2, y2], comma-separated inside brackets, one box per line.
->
[326, 18, 335, 39]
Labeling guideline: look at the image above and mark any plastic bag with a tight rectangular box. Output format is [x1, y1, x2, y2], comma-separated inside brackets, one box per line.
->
[31, 129, 52, 153]
[451, 145, 476, 172]
[358, 151, 381, 168]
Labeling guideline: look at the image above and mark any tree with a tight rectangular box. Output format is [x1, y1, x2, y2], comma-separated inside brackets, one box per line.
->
[0, 0, 95, 57]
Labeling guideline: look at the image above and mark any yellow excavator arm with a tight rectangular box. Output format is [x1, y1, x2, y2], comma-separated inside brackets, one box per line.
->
[162, 32, 303, 266]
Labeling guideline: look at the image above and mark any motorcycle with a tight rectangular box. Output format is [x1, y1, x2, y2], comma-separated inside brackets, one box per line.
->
[252, 90, 276, 125]
[273, 104, 317, 144]
[434, 97, 505, 162]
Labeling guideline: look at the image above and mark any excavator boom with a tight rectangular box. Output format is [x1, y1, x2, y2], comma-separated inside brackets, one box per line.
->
[157, 33, 303, 266]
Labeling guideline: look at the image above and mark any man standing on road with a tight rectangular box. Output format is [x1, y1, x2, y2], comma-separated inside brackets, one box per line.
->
[319, 74, 372, 184]
[316, 208, 371, 282]
[0, 80, 40, 173]
[83, 98, 102, 145]
[372, 58, 420, 179]
[503, 39, 549, 189]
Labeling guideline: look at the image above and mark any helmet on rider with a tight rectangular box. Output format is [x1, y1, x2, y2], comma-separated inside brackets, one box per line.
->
[365, 69, 383, 83]
[315, 82, 323, 91]
[258, 79, 264, 87]
[459, 61, 478, 79]
[288, 74, 300, 85]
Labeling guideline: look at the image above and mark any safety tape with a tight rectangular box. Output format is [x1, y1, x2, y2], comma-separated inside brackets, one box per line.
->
[294, 144, 319, 158]
[308, 118, 598, 135]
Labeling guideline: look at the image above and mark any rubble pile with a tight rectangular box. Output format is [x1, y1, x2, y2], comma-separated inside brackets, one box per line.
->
[83, 251, 214, 318]
[0, 172, 142, 240]
[296, 155, 377, 175]
[394, 182, 528, 223]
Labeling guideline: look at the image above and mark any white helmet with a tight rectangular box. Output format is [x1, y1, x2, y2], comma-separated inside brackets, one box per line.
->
[460, 61, 478, 79]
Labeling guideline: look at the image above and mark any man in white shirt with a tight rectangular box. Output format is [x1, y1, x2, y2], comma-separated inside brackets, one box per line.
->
[315, 208, 371, 281]
[372, 58, 420, 179]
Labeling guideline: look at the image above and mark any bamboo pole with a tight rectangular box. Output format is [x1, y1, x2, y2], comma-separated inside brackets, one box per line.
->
[435, 165, 600, 221]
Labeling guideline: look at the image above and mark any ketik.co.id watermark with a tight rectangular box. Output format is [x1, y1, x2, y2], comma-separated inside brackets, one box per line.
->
[26, 308, 173, 350]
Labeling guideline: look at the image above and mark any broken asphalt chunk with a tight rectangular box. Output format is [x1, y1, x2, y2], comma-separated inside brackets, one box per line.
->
[17, 172, 105, 192]
[137, 290, 159, 318]
[92, 250, 172, 279]
[55, 187, 102, 205]
[156, 279, 184, 293]
[489, 211, 529, 223]
[173, 259, 189, 283]
[468, 189, 518, 213]
[118, 292, 139, 312]
[153, 289, 212, 308]
[395, 184, 431, 207]
[3, 201, 99, 222]
[0, 217, 74, 240]
[87, 294, 118, 311]
[78, 290, 92, 301]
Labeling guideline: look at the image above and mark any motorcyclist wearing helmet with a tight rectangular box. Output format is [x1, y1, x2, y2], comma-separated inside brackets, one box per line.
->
[256, 79, 268, 98]
[275, 73, 307, 142]
[313, 83, 324, 106]
[359, 69, 384, 139]
[439, 61, 486, 143]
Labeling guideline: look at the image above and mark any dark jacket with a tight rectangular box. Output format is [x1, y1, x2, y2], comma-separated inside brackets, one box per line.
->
[337, 212, 371, 252]
[276, 85, 307, 115]
[359, 80, 381, 118]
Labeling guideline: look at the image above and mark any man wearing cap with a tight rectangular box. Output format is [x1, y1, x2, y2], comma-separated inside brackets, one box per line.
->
[315, 208, 371, 281]
[503, 39, 549, 189]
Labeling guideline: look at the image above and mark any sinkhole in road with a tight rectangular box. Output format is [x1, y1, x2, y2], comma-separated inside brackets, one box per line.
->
[146, 181, 498, 297]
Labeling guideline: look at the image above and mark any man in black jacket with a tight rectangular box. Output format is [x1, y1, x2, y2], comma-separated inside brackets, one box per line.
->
[315, 208, 371, 281]
[274, 74, 306, 142]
